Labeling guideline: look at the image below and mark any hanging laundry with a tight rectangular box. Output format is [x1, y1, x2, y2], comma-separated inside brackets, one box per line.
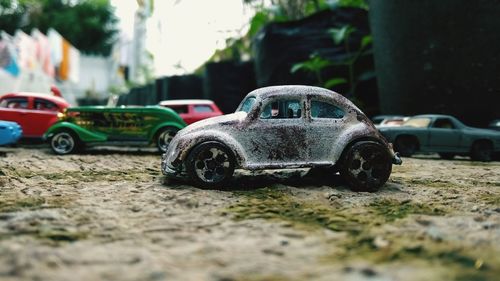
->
[47, 28, 63, 67]
[31, 29, 55, 77]
[14, 30, 37, 70]
[0, 32, 20, 77]
[59, 38, 70, 80]
[69, 45, 80, 83]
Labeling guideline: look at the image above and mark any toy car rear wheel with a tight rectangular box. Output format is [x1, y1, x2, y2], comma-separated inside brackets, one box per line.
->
[470, 141, 493, 162]
[340, 141, 392, 192]
[156, 127, 179, 153]
[50, 130, 80, 155]
[186, 142, 236, 188]
[394, 136, 417, 157]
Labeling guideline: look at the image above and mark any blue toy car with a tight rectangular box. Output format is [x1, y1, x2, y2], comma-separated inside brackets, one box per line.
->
[0, 120, 22, 145]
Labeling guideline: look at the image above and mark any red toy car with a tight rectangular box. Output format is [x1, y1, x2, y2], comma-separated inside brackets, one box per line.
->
[158, 99, 223, 124]
[0, 92, 70, 138]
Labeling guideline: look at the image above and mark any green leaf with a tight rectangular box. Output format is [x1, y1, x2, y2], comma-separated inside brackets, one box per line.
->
[291, 54, 331, 74]
[291, 63, 306, 74]
[325, 78, 348, 88]
[249, 11, 269, 37]
[361, 35, 373, 49]
[329, 25, 355, 45]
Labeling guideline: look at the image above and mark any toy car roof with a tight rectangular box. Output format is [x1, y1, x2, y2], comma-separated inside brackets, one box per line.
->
[246, 85, 341, 99]
[0, 92, 69, 105]
[409, 114, 457, 119]
[159, 99, 215, 106]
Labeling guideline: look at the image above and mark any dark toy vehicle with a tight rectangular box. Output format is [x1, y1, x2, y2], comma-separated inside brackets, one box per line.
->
[0, 92, 70, 138]
[158, 99, 223, 125]
[0, 120, 22, 145]
[162, 85, 401, 192]
[378, 114, 500, 161]
[44, 106, 186, 155]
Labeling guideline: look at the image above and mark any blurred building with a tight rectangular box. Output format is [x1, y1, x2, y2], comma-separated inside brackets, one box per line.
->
[0, 28, 126, 105]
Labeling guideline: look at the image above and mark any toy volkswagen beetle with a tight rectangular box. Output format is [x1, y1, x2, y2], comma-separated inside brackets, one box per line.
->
[161, 85, 402, 192]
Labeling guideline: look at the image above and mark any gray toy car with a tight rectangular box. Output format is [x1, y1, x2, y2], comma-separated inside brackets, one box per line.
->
[378, 114, 500, 161]
[162, 85, 402, 191]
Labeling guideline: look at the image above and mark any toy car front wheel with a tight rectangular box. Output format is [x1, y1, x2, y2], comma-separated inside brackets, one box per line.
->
[50, 131, 80, 155]
[186, 142, 236, 188]
[470, 141, 493, 162]
[156, 127, 179, 153]
[394, 136, 417, 157]
[340, 141, 392, 192]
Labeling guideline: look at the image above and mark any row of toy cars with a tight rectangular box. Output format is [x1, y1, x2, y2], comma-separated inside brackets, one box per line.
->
[2, 86, 404, 192]
[373, 114, 500, 162]
[0, 91, 224, 153]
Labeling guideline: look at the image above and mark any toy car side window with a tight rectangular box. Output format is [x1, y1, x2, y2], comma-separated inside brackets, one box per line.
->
[0, 98, 28, 109]
[238, 97, 256, 113]
[194, 105, 213, 113]
[432, 118, 455, 129]
[260, 99, 301, 119]
[311, 100, 344, 119]
[34, 98, 59, 112]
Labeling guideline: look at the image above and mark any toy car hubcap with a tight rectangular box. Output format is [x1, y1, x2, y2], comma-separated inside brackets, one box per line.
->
[194, 147, 230, 183]
[158, 130, 176, 151]
[52, 132, 74, 154]
[349, 148, 387, 186]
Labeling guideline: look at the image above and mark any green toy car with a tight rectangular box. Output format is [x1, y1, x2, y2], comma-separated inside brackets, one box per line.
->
[44, 106, 186, 155]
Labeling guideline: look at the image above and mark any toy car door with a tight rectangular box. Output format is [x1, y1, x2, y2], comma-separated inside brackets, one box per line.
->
[307, 98, 347, 162]
[428, 117, 461, 150]
[106, 108, 148, 141]
[240, 96, 308, 166]
[0, 96, 31, 136]
[25, 98, 61, 137]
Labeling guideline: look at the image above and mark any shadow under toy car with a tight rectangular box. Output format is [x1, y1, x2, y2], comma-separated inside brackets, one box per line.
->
[162, 85, 402, 192]
[44, 106, 186, 154]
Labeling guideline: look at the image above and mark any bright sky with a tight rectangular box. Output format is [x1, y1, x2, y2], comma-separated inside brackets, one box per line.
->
[111, 0, 254, 76]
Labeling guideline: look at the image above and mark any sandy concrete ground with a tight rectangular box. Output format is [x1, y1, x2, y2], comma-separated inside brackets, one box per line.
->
[0, 145, 499, 281]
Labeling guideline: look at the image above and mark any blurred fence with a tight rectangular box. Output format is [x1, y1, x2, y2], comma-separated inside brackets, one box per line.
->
[118, 63, 256, 114]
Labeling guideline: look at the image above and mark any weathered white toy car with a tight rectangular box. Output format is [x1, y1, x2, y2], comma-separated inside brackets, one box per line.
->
[162, 86, 401, 191]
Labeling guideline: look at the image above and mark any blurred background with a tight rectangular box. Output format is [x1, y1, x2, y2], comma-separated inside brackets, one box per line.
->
[0, 0, 498, 126]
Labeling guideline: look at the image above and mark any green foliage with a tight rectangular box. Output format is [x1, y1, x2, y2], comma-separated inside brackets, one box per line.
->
[291, 54, 331, 74]
[0, 0, 118, 56]
[329, 25, 355, 45]
[335, 0, 368, 10]
[291, 24, 373, 99]
[324, 77, 347, 88]
[291, 54, 331, 85]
